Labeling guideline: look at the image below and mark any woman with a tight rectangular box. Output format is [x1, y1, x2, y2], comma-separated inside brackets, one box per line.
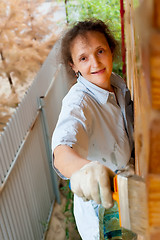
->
[52, 19, 134, 239]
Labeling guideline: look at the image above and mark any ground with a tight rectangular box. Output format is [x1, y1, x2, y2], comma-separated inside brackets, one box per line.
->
[45, 180, 81, 240]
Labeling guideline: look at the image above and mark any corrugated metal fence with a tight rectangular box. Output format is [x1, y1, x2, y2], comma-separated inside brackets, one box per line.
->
[0, 41, 73, 240]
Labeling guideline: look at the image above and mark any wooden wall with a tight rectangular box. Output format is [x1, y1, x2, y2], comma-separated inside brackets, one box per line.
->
[124, 0, 160, 239]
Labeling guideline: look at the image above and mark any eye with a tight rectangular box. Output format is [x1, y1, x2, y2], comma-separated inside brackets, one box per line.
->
[80, 56, 87, 62]
[98, 49, 104, 55]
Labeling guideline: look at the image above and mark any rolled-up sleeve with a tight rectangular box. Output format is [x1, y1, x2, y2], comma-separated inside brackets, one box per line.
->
[51, 90, 93, 179]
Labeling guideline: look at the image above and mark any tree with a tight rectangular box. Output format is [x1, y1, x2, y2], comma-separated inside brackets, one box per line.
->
[0, 0, 59, 90]
[0, 0, 62, 132]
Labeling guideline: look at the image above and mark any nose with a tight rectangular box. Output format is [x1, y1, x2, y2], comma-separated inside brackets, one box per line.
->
[90, 55, 99, 67]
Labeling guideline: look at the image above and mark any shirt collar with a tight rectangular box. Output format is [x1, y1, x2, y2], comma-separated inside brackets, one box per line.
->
[77, 75, 109, 104]
[110, 72, 126, 94]
[77, 73, 125, 104]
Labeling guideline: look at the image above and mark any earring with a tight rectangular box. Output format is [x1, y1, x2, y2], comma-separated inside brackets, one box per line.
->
[75, 71, 80, 78]
[75, 72, 79, 78]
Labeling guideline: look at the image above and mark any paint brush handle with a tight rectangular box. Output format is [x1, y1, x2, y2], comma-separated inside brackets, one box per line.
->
[112, 175, 122, 226]
[112, 175, 118, 200]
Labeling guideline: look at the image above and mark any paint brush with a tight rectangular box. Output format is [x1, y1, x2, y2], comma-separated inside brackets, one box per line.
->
[112, 174, 148, 237]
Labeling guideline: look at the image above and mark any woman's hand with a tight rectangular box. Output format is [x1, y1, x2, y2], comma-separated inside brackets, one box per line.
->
[70, 161, 115, 209]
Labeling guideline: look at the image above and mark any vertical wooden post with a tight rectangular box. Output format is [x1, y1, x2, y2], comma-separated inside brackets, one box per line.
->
[147, 2, 160, 237]
[124, 0, 160, 239]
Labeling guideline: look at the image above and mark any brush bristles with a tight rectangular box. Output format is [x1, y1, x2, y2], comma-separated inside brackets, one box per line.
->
[128, 175, 148, 236]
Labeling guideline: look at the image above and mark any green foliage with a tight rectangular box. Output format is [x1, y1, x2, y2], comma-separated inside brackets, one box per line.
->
[67, 0, 120, 39]
[60, 180, 78, 239]
[65, 0, 123, 76]
[39, 220, 49, 233]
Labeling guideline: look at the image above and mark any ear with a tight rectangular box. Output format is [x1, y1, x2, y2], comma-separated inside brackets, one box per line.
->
[69, 62, 78, 73]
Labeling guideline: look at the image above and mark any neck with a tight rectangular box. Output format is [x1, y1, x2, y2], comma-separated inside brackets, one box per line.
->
[109, 85, 114, 92]
[100, 82, 114, 92]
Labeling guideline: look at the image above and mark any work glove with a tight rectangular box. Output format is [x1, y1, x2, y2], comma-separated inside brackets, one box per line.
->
[70, 161, 115, 209]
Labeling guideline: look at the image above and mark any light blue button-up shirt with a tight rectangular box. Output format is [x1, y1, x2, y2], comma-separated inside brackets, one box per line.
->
[52, 72, 134, 179]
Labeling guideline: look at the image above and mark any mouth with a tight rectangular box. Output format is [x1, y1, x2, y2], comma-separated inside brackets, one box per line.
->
[91, 68, 106, 75]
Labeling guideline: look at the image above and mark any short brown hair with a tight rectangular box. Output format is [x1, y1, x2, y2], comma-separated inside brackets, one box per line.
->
[61, 19, 119, 71]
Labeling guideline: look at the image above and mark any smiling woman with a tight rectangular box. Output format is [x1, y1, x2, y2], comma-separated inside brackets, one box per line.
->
[52, 19, 134, 240]
[70, 31, 113, 90]
[61, 19, 119, 71]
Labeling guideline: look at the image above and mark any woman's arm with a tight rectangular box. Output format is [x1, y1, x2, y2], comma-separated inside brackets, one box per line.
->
[54, 145, 114, 208]
[53, 145, 90, 178]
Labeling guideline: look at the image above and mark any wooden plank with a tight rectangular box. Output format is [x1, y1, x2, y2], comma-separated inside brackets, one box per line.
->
[150, 32, 160, 109]
[125, 1, 160, 239]
[150, 229, 160, 240]
[153, 0, 160, 29]
[149, 119, 160, 174]
[147, 174, 160, 227]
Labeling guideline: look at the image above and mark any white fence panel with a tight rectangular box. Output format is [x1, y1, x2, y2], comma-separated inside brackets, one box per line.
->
[0, 40, 73, 239]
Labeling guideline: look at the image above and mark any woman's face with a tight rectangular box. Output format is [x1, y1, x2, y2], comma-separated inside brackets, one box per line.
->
[70, 31, 113, 90]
